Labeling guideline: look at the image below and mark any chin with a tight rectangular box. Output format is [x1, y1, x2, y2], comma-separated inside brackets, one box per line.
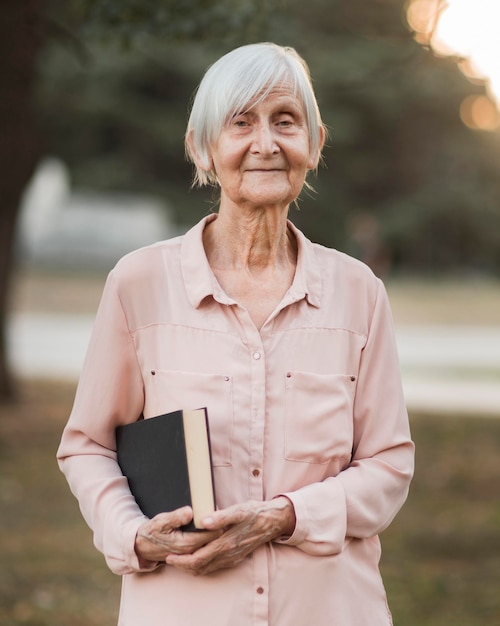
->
[241, 187, 296, 208]
[246, 198, 293, 210]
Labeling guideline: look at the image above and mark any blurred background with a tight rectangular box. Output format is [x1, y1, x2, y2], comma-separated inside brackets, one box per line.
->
[1, 0, 499, 624]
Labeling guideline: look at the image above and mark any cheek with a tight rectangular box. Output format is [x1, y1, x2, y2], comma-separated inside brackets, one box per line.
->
[290, 155, 311, 180]
[212, 150, 241, 177]
[286, 140, 312, 169]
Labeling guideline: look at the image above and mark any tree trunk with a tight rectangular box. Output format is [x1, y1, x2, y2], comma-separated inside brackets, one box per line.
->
[0, 0, 45, 400]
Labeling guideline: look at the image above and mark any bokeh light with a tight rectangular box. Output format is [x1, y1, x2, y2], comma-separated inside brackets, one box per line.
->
[460, 94, 500, 131]
[406, 0, 500, 126]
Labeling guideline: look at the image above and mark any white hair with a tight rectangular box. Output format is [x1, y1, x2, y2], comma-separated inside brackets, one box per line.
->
[185, 42, 326, 187]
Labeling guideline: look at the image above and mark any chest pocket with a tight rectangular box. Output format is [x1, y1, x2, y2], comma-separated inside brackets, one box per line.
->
[284, 371, 355, 464]
[143, 369, 233, 467]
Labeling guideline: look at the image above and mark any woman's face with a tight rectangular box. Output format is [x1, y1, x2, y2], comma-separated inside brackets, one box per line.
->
[206, 87, 321, 212]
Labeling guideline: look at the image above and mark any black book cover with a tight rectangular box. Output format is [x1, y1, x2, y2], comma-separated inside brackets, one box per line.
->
[116, 408, 216, 531]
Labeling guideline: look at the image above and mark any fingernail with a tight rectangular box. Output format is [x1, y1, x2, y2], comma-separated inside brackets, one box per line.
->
[202, 516, 214, 526]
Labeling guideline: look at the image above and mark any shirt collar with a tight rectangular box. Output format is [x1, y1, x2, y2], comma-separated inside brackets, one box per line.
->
[286, 220, 322, 309]
[181, 214, 322, 309]
[181, 214, 223, 309]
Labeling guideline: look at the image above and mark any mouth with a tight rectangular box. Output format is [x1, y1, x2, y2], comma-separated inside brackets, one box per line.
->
[245, 168, 285, 172]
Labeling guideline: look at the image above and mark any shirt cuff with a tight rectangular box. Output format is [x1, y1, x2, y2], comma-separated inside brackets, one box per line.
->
[272, 492, 308, 546]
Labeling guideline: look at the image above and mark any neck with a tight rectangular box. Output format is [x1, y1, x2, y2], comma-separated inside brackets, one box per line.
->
[203, 206, 296, 272]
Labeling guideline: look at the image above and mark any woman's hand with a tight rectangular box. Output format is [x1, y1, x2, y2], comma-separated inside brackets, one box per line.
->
[165, 497, 296, 576]
[134, 506, 222, 565]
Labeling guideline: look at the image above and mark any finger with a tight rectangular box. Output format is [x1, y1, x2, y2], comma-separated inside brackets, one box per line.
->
[146, 525, 223, 556]
[151, 506, 193, 530]
[166, 551, 206, 575]
[166, 547, 225, 576]
[200, 503, 250, 530]
[177, 529, 224, 553]
[166, 527, 255, 575]
[167, 543, 249, 576]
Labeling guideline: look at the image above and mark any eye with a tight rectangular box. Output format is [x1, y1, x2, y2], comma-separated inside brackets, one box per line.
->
[231, 114, 250, 128]
[275, 114, 295, 128]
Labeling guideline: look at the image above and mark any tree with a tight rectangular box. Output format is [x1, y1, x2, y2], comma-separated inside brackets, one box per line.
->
[0, 0, 272, 401]
[0, 0, 46, 399]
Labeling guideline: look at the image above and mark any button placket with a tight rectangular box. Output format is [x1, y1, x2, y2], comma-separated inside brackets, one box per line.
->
[248, 338, 266, 502]
[252, 547, 269, 624]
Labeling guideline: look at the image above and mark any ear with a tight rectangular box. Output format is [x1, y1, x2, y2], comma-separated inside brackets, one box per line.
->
[307, 125, 326, 170]
[186, 129, 213, 172]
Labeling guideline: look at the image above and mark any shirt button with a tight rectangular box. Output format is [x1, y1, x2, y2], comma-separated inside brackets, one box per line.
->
[252, 469, 260, 477]
[256, 587, 264, 594]
[252, 351, 262, 360]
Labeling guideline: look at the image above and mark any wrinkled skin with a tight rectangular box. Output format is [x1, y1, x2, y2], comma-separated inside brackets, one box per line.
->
[135, 497, 295, 575]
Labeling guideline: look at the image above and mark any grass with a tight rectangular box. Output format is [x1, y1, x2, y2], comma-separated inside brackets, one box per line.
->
[1, 380, 500, 625]
[382, 412, 500, 625]
[0, 380, 120, 626]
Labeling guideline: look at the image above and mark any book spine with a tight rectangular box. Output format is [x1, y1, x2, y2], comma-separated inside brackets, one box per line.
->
[182, 408, 216, 528]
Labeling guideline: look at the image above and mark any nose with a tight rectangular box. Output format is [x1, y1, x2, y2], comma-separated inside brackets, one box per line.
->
[250, 122, 279, 155]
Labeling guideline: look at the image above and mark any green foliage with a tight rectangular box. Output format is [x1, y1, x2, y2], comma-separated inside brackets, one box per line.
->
[36, 0, 500, 274]
[54, 0, 273, 45]
[283, 0, 500, 274]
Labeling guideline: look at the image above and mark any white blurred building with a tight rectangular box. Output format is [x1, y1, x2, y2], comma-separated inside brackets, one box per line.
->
[17, 157, 177, 270]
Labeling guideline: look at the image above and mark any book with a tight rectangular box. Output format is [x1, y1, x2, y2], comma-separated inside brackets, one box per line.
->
[116, 408, 216, 531]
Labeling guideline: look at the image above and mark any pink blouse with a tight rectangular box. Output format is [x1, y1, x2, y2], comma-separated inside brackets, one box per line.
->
[57, 214, 414, 626]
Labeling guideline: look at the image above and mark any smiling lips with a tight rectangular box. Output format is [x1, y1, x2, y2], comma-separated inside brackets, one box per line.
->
[244, 167, 287, 172]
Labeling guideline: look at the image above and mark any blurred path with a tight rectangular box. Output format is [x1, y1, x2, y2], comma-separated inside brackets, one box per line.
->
[397, 326, 500, 416]
[8, 312, 95, 381]
[7, 312, 500, 417]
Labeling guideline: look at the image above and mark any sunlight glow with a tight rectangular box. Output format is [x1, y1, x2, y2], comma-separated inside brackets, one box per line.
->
[460, 94, 500, 131]
[406, 0, 500, 129]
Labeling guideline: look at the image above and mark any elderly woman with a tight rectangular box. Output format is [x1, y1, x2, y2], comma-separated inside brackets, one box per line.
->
[57, 42, 414, 625]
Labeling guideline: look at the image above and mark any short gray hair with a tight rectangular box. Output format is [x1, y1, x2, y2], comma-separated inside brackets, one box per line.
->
[186, 42, 326, 187]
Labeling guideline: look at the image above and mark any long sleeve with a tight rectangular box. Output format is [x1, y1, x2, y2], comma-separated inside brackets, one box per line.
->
[57, 272, 151, 574]
[278, 280, 414, 555]
[56, 218, 413, 626]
